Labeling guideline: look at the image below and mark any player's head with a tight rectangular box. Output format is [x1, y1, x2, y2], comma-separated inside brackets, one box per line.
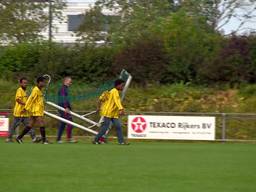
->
[63, 76, 72, 87]
[19, 77, 28, 89]
[114, 79, 125, 91]
[36, 76, 46, 88]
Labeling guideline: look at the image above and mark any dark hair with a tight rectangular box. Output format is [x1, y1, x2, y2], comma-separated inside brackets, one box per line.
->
[19, 77, 27, 83]
[114, 79, 125, 87]
[37, 76, 46, 84]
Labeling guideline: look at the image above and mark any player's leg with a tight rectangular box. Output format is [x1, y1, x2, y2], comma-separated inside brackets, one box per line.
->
[57, 121, 66, 143]
[22, 117, 36, 141]
[66, 114, 76, 143]
[99, 124, 110, 143]
[16, 117, 35, 143]
[57, 111, 66, 143]
[7, 117, 21, 142]
[36, 117, 47, 144]
[94, 117, 111, 144]
[112, 118, 125, 144]
[57, 112, 66, 143]
[66, 123, 73, 141]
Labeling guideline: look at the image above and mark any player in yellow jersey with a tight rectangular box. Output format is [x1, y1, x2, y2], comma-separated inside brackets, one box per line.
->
[96, 90, 110, 143]
[94, 79, 129, 145]
[6, 77, 36, 143]
[16, 76, 49, 144]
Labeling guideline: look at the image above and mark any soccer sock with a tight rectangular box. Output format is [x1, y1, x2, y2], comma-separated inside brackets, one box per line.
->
[40, 127, 46, 142]
[17, 126, 32, 139]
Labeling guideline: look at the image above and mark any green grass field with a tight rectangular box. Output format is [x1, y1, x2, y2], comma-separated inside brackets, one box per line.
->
[0, 139, 256, 192]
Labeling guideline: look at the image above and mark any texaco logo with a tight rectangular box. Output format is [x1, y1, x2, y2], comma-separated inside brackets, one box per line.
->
[131, 116, 147, 133]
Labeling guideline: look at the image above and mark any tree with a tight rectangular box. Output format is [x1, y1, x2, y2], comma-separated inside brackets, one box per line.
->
[76, 0, 177, 45]
[159, 10, 222, 83]
[0, 0, 65, 44]
[76, 0, 256, 44]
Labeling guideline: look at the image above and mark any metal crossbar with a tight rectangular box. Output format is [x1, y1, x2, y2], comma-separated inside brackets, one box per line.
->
[44, 111, 98, 135]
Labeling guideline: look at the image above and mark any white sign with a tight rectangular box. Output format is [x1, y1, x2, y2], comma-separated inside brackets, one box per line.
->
[0, 118, 9, 137]
[128, 115, 215, 141]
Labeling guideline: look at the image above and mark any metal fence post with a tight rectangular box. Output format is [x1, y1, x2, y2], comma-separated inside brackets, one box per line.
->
[222, 113, 226, 142]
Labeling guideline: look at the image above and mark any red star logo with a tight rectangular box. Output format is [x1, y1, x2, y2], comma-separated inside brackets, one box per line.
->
[0, 120, 5, 127]
[131, 117, 147, 133]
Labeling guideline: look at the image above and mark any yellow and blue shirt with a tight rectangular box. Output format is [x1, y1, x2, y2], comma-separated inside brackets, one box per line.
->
[100, 88, 124, 118]
[25, 86, 44, 117]
[13, 87, 29, 117]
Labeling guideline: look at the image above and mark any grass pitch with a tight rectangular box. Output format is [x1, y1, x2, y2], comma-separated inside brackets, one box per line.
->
[0, 139, 256, 192]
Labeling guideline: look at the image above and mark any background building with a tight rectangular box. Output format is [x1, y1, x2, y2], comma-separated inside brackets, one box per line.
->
[41, 0, 97, 43]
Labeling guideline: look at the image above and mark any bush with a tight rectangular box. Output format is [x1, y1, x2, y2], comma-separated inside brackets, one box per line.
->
[0, 42, 114, 83]
[0, 43, 41, 79]
[71, 46, 114, 82]
[3, 33, 256, 86]
[113, 37, 169, 85]
[239, 84, 256, 97]
[199, 35, 256, 85]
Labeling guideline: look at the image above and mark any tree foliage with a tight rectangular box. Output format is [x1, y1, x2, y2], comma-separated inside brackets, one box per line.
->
[158, 10, 222, 83]
[0, 0, 65, 44]
[76, 0, 176, 45]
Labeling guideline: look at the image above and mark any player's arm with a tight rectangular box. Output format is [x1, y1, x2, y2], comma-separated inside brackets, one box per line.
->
[63, 86, 71, 112]
[24, 89, 37, 111]
[113, 90, 124, 115]
[65, 96, 72, 111]
[16, 98, 25, 105]
[15, 89, 25, 105]
[58, 86, 70, 113]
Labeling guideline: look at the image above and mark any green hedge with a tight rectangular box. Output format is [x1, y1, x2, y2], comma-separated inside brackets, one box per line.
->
[1, 34, 256, 86]
[0, 42, 114, 83]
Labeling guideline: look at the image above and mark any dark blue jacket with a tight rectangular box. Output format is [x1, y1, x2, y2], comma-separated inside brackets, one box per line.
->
[58, 85, 71, 110]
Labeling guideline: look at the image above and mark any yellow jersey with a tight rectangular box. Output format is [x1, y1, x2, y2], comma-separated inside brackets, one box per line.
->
[25, 86, 44, 117]
[13, 87, 29, 117]
[100, 88, 124, 118]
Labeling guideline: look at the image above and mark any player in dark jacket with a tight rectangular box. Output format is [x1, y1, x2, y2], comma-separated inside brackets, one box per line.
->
[56, 77, 76, 143]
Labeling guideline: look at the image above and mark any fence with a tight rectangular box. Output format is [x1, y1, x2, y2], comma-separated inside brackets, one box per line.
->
[134, 112, 256, 142]
[2, 109, 256, 142]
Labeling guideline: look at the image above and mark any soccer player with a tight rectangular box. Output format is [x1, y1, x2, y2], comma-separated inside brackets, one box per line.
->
[56, 77, 76, 143]
[6, 77, 36, 143]
[96, 90, 110, 143]
[93, 79, 128, 145]
[16, 76, 48, 144]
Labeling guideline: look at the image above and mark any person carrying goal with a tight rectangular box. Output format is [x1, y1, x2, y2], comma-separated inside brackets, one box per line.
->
[16, 76, 49, 144]
[56, 76, 76, 143]
[93, 79, 129, 145]
[6, 77, 37, 143]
